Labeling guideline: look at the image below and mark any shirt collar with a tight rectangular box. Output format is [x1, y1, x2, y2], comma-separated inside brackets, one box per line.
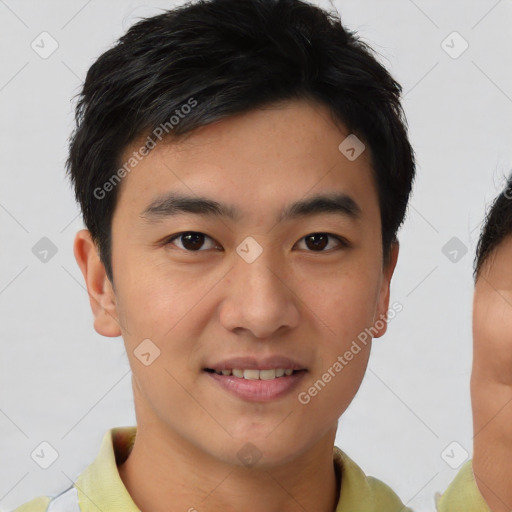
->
[75, 426, 139, 512]
[73, 426, 401, 512]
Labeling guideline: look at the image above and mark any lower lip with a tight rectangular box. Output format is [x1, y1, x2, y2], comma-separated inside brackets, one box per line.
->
[205, 370, 307, 402]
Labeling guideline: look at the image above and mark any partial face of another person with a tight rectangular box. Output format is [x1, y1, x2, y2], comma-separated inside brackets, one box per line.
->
[473, 234, 512, 387]
[77, 99, 398, 467]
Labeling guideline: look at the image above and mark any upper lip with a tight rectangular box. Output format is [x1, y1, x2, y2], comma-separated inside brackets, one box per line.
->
[204, 355, 307, 371]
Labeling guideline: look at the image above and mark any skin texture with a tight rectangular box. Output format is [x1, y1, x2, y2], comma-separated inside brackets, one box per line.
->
[74, 99, 398, 512]
[472, 234, 512, 512]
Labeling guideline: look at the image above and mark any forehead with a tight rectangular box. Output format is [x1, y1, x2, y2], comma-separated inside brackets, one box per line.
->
[112, 99, 379, 227]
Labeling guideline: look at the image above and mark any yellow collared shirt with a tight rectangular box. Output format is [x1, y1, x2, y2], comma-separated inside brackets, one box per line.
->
[13, 425, 413, 512]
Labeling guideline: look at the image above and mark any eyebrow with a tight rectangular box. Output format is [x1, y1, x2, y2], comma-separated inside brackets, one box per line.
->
[140, 191, 362, 224]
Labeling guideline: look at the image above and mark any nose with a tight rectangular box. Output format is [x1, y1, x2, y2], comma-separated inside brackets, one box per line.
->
[219, 246, 301, 339]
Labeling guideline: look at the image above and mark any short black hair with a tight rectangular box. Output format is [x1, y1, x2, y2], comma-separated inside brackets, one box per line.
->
[474, 173, 512, 279]
[66, 0, 416, 284]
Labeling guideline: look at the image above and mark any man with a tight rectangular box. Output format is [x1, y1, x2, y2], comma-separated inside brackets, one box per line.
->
[14, 0, 417, 510]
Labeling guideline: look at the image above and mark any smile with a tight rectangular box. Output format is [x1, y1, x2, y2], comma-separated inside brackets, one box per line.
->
[205, 368, 297, 379]
[204, 368, 307, 402]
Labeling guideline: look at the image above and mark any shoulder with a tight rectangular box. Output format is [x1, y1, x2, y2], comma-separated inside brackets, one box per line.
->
[333, 446, 412, 512]
[436, 459, 492, 512]
[11, 495, 51, 512]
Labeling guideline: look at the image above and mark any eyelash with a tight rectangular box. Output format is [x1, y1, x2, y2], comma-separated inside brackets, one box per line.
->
[164, 231, 350, 253]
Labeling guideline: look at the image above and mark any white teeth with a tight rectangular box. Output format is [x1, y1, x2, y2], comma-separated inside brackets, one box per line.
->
[243, 369, 260, 380]
[259, 369, 276, 380]
[212, 368, 297, 379]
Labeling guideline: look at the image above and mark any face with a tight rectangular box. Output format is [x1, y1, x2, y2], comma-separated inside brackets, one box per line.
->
[473, 235, 512, 384]
[75, 99, 397, 467]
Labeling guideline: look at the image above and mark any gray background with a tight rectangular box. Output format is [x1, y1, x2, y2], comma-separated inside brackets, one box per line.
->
[1, 1, 511, 511]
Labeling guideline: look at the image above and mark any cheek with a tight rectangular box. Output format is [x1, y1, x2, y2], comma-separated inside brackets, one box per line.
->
[293, 265, 380, 417]
[473, 293, 512, 380]
[302, 261, 382, 335]
[114, 266, 212, 349]
[474, 294, 512, 344]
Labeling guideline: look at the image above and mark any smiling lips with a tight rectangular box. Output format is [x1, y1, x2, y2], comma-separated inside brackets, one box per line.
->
[205, 368, 297, 380]
[204, 355, 308, 401]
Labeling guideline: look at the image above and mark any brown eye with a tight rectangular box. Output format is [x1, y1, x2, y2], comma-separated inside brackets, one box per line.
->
[298, 233, 347, 252]
[166, 232, 219, 252]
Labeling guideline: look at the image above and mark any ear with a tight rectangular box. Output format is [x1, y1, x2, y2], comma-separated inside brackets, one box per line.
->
[73, 229, 122, 337]
[373, 241, 399, 339]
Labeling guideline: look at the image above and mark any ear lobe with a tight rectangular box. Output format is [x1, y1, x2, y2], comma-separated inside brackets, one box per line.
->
[73, 229, 122, 338]
[373, 242, 399, 339]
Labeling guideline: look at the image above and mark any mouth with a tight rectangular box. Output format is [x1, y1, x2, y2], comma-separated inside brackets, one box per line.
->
[203, 368, 307, 402]
[204, 368, 306, 380]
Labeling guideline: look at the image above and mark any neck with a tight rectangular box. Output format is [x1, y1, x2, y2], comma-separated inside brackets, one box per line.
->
[118, 420, 340, 512]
